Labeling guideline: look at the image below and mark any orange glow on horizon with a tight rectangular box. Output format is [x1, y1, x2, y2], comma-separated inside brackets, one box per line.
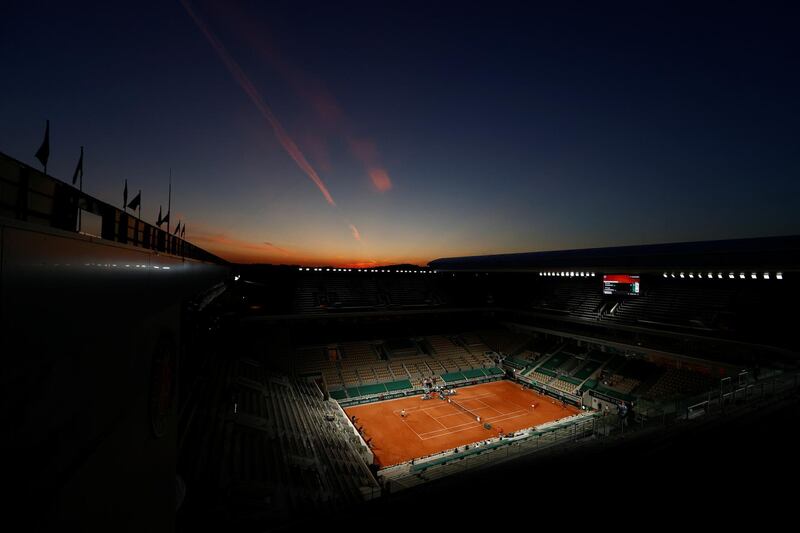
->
[190, 227, 431, 267]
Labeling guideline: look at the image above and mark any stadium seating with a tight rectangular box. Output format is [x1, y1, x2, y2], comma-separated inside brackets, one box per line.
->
[639, 367, 715, 399]
[292, 333, 503, 403]
[179, 356, 379, 521]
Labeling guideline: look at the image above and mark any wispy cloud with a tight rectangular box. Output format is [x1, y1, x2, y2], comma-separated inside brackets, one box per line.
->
[190, 227, 292, 263]
[348, 137, 393, 192]
[262, 241, 290, 254]
[216, 4, 394, 194]
[179, 0, 336, 206]
[349, 224, 362, 242]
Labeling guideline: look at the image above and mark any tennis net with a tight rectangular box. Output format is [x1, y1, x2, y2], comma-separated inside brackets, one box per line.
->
[449, 398, 481, 422]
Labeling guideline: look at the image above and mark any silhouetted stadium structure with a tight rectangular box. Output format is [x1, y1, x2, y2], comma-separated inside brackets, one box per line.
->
[2, 150, 799, 530]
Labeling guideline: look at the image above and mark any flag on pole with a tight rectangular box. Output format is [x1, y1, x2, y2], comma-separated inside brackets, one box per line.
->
[162, 210, 170, 225]
[72, 146, 84, 185]
[174, 221, 181, 235]
[35, 120, 50, 171]
[181, 224, 185, 239]
[156, 205, 163, 227]
[123, 179, 128, 209]
[127, 190, 141, 211]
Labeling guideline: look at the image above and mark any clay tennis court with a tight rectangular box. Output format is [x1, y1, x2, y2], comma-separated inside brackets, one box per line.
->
[345, 380, 580, 467]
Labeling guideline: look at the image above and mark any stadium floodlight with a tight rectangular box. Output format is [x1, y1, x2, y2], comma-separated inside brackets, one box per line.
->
[777, 272, 783, 280]
[763, 273, 770, 279]
[680, 272, 685, 278]
[591, 272, 595, 277]
[751, 273, 757, 279]
[729, 273, 734, 278]
[689, 273, 694, 278]
[739, 273, 745, 279]
[663, 273, 667, 277]
[717, 273, 722, 278]
[708, 272, 713, 278]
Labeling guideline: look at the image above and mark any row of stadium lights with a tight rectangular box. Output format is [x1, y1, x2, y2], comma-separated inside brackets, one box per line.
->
[663, 271, 783, 280]
[298, 267, 437, 274]
[539, 272, 596, 277]
[79, 263, 171, 270]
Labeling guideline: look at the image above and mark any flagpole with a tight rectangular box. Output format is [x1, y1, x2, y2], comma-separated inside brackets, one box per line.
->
[168, 169, 172, 235]
[43, 121, 48, 175]
[138, 189, 141, 220]
[78, 146, 83, 232]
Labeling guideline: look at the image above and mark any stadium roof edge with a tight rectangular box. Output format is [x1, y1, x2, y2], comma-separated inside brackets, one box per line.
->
[428, 235, 800, 272]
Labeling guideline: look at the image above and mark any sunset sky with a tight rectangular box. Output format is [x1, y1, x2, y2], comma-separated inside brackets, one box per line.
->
[2, 1, 799, 266]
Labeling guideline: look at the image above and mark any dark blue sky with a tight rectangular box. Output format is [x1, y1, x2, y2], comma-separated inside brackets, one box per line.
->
[2, 1, 799, 265]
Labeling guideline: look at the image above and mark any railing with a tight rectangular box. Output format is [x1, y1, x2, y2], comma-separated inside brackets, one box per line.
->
[592, 370, 800, 437]
[0, 151, 224, 263]
[380, 412, 597, 492]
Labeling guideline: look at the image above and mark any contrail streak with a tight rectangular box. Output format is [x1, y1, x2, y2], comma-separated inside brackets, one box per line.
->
[179, 0, 336, 206]
[349, 224, 362, 242]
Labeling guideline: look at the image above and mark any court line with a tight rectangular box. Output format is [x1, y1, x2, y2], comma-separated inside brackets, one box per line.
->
[389, 386, 565, 442]
[415, 409, 528, 439]
[400, 392, 517, 438]
[416, 411, 529, 440]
